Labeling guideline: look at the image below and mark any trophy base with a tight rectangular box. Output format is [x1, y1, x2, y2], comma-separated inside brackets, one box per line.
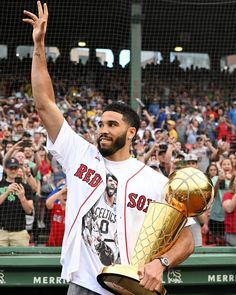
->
[97, 264, 167, 295]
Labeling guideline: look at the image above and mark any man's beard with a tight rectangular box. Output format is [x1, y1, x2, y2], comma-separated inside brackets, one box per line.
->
[106, 187, 117, 197]
[97, 132, 127, 157]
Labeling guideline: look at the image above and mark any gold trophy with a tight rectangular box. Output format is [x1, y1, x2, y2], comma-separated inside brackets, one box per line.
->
[97, 167, 214, 295]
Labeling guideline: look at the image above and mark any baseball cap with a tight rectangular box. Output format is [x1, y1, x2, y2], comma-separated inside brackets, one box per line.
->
[5, 157, 20, 168]
[167, 120, 175, 126]
[154, 128, 163, 134]
[185, 154, 198, 162]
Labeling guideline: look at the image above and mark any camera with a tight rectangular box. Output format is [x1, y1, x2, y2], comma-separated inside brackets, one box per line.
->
[20, 139, 32, 147]
[159, 144, 168, 151]
[219, 180, 226, 190]
[15, 177, 23, 184]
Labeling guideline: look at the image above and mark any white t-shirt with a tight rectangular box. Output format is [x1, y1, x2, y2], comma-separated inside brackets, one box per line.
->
[47, 120, 194, 294]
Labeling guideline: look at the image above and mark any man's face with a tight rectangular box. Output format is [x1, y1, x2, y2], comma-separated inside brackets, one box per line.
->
[106, 176, 118, 197]
[34, 133, 42, 143]
[3, 127, 12, 139]
[196, 137, 204, 146]
[186, 161, 198, 168]
[97, 111, 130, 157]
[16, 124, 24, 132]
[6, 167, 19, 178]
[140, 120, 147, 129]
[6, 143, 13, 151]
[15, 152, 26, 165]
[24, 147, 33, 158]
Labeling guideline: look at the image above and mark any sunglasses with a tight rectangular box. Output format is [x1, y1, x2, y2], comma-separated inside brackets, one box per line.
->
[8, 167, 19, 170]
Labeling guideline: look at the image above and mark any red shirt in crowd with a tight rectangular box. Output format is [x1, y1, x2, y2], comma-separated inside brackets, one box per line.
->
[217, 122, 231, 143]
[46, 203, 65, 246]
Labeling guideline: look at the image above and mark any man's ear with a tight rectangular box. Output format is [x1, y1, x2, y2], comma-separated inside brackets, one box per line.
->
[127, 127, 136, 141]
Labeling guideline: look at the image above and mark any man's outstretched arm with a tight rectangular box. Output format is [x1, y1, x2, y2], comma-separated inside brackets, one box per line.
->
[23, 1, 64, 143]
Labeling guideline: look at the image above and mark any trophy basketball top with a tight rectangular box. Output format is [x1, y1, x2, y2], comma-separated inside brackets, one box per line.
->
[164, 167, 214, 217]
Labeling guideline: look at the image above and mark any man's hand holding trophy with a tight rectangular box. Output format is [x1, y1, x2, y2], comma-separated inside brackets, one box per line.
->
[97, 167, 215, 295]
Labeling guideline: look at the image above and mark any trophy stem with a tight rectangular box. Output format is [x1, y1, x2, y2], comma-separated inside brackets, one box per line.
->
[97, 264, 167, 295]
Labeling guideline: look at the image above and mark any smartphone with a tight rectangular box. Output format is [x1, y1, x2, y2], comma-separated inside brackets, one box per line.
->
[22, 140, 32, 147]
[15, 177, 23, 184]
[222, 135, 226, 142]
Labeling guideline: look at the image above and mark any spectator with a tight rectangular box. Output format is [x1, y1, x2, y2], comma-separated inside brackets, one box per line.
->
[228, 101, 236, 127]
[209, 158, 234, 245]
[216, 116, 232, 143]
[206, 163, 219, 179]
[46, 185, 67, 246]
[38, 145, 53, 228]
[142, 129, 155, 147]
[190, 135, 217, 172]
[166, 120, 178, 141]
[222, 174, 236, 246]
[185, 118, 200, 145]
[1, 125, 13, 144]
[0, 157, 33, 246]
[185, 153, 208, 247]
[12, 120, 25, 142]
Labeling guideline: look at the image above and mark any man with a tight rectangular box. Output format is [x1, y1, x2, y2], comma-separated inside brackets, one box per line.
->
[0, 157, 33, 246]
[1, 125, 13, 145]
[190, 135, 217, 173]
[23, 2, 194, 294]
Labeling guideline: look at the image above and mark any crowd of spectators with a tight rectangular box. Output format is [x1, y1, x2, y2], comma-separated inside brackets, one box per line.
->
[0, 56, 236, 247]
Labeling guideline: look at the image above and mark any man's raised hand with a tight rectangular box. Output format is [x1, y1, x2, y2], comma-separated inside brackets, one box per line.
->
[23, 1, 48, 45]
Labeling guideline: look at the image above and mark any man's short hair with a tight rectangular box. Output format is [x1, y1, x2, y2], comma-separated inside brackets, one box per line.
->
[103, 102, 140, 135]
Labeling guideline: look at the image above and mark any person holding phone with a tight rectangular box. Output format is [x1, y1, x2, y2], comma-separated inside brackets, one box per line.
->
[0, 157, 33, 246]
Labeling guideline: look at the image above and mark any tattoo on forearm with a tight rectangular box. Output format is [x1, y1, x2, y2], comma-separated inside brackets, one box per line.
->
[34, 52, 41, 57]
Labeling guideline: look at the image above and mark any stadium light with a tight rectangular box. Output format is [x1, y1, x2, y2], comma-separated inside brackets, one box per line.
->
[78, 41, 86, 47]
[174, 46, 183, 52]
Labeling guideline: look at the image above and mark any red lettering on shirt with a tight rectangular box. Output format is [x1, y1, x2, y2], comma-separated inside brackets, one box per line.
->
[83, 168, 95, 183]
[74, 164, 88, 178]
[74, 164, 102, 188]
[127, 193, 138, 208]
[127, 193, 152, 213]
[137, 195, 146, 211]
[143, 198, 152, 213]
[89, 174, 102, 187]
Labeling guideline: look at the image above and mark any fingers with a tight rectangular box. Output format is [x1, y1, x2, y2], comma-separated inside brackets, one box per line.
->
[23, 2, 48, 24]
[22, 19, 35, 26]
[37, 1, 43, 18]
[44, 3, 48, 18]
[38, 1, 48, 19]
[138, 261, 164, 293]
[23, 10, 38, 21]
